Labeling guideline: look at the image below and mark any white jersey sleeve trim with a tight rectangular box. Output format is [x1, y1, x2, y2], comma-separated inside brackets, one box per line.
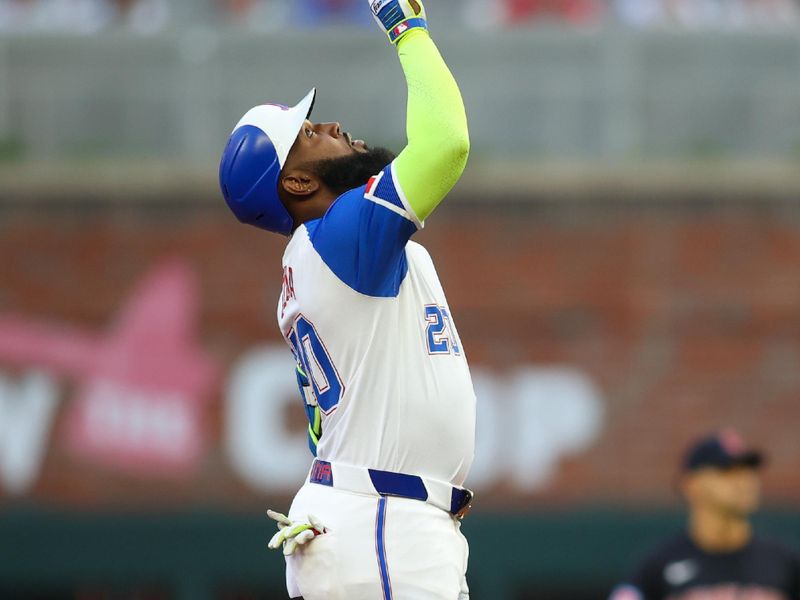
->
[390, 162, 425, 230]
[364, 176, 413, 220]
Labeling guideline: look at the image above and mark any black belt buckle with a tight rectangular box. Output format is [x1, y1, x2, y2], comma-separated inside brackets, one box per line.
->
[454, 489, 474, 520]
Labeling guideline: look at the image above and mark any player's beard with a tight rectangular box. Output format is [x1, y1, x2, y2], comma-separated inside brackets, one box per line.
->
[308, 146, 397, 198]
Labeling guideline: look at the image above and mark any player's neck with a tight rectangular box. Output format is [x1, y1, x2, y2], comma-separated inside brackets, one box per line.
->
[288, 192, 339, 231]
[688, 506, 753, 553]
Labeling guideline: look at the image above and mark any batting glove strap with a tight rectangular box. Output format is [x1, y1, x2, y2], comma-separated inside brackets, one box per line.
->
[370, 0, 428, 44]
[387, 17, 427, 44]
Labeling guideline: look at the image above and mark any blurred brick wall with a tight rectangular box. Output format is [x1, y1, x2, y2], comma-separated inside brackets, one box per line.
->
[429, 203, 800, 506]
[1, 198, 798, 507]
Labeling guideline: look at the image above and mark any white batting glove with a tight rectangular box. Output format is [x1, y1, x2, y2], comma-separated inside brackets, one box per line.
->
[267, 509, 327, 556]
[369, 0, 428, 44]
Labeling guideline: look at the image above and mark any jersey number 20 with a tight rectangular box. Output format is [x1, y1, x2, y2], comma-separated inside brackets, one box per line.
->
[287, 315, 344, 414]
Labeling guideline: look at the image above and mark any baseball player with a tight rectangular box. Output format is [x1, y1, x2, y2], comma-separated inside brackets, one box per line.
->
[218, 1, 475, 599]
[609, 429, 800, 600]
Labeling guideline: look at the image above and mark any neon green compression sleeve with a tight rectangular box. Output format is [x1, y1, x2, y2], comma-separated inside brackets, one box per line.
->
[394, 30, 469, 222]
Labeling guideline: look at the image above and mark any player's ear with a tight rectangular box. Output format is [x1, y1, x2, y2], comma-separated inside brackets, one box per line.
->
[280, 169, 320, 197]
[680, 472, 699, 503]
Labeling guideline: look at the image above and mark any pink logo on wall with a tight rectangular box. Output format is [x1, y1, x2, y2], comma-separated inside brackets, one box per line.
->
[719, 428, 746, 455]
[0, 260, 219, 477]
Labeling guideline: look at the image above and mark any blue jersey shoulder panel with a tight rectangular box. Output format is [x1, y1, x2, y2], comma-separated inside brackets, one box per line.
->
[306, 165, 418, 298]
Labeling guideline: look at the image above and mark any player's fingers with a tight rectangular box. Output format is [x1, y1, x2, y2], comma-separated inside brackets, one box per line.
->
[267, 510, 292, 532]
[308, 513, 326, 533]
[294, 529, 316, 546]
[283, 537, 299, 556]
[284, 523, 309, 540]
[267, 527, 291, 550]
[267, 529, 285, 550]
[267, 509, 291, 525]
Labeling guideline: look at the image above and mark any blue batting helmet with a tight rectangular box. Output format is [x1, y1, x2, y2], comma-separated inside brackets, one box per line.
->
[219, 89, 316, 236]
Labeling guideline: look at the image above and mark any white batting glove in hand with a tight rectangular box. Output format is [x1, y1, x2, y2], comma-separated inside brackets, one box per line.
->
[267, 509, 327, 556]
[369, 0, 427, 44]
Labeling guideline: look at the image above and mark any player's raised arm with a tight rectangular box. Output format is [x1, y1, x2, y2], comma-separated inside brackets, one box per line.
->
[370, 0, 470, 222]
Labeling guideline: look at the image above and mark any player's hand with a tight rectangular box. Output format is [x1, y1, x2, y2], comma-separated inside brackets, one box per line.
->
[368, 0, 427, 44]
[267, 509, 327, 556]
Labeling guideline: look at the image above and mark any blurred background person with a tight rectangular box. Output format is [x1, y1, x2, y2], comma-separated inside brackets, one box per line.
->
[215, 0, 288, 31]
[0, 0, 113, 33]
[287, 0, 374, 27]
[112, 0, 170, 34]
[464, 0, 605, 28]
[502, 0, 605, 26]
[614, 0, 800, 28]
[0, 0, 36, 32]
[0, 0, 169, 33]
[613, 0, 665, 27]
[609, 430, 800, 600]
[214, 0, 374, 31]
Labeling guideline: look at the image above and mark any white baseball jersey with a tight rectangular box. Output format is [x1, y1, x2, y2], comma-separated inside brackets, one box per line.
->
[277, 162, 476, 487]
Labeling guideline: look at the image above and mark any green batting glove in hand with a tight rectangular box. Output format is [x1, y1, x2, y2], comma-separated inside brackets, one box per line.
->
[369, 0, 427, 44]
[267, 509, 327, 556]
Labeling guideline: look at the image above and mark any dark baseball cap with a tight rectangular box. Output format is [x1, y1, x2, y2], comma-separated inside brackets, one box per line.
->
[683, 429, 764, 472]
